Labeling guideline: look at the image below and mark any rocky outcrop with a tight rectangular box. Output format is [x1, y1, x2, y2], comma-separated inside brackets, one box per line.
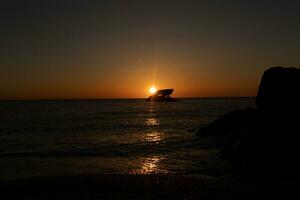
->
[256, 66, 300, 111]
[198, 66, 300, 180]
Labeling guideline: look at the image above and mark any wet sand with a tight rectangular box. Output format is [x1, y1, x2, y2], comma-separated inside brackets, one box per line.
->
[1, 174, 299, 199]
[0, 174, 238, 200]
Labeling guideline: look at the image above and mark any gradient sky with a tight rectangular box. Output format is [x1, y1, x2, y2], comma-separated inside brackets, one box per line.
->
[1, 0, 300, 99]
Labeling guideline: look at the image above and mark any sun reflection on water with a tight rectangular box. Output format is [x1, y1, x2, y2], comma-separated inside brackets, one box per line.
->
[128, 156, 167, 174]
[130, 104, 167, 174]
[140, 156, 167, 174]
[145, 118, 160, 126]
[144, 131, 164, 143]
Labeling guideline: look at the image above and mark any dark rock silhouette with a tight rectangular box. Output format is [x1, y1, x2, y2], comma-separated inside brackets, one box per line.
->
[146, 89, 179, 102]
[198, 66, 300, 180]
[256, 66, 300, 111]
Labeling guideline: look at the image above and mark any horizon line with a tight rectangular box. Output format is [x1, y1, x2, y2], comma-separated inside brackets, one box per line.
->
[0, 96, 256, 101]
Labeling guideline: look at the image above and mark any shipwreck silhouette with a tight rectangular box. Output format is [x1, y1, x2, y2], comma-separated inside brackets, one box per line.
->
[146, 89, 178, 102]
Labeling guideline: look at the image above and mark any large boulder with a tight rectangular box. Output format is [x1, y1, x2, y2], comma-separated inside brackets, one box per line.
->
[256, 66, 300, 112]
[198, 66, 300, 180]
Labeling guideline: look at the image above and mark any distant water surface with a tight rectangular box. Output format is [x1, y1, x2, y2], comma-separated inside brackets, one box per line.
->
[0, 98, 254, 180]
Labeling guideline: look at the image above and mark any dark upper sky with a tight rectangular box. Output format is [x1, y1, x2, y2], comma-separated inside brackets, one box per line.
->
[1, 0, 300, 99]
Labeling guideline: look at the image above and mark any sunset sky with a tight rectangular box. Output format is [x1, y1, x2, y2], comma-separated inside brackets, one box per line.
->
[1, 0, 299, 99]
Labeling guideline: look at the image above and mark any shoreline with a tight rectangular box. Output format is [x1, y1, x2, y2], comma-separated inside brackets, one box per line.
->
[2, 173, 298, 199]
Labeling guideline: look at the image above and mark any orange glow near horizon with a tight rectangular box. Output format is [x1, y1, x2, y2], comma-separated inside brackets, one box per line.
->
[0, 60, 260, 100]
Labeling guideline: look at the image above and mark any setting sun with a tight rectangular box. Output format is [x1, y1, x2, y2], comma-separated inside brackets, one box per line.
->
[149, 86, 157, 94]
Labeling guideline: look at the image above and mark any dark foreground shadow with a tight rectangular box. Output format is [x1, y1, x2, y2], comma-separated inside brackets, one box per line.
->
[2, 174, 299, 199]
[0, 174, 237, 200]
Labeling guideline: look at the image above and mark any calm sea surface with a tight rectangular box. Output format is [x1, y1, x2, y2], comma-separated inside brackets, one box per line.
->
[0, 98, 254, 180]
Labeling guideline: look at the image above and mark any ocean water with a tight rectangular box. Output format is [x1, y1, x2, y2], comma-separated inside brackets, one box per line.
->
[0, 98, 254, 180]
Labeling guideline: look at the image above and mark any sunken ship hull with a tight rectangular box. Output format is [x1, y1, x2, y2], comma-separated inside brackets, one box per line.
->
[146, 89, 179, 102]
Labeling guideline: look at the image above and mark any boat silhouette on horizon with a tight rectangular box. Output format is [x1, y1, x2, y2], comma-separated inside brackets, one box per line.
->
[146, 89, 179, 102]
